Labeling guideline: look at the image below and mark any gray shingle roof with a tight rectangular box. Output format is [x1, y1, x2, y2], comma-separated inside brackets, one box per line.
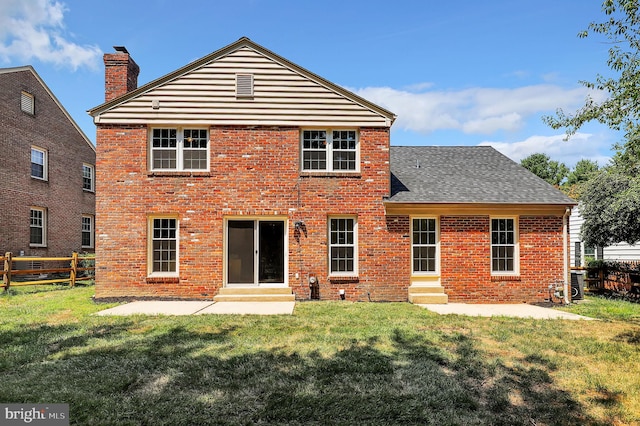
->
[388, 146, 576, 205]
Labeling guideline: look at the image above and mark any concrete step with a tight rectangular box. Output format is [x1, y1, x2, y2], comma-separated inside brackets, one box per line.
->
[408, 286, 448, 304]
[214, 287, 295, 302]
[408, 286, 445, 295]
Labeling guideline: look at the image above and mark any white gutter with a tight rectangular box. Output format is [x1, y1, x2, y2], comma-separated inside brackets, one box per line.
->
[563, 207, 571, 304]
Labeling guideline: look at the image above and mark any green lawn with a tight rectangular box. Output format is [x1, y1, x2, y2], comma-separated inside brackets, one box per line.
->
[1, 286, 639, 425]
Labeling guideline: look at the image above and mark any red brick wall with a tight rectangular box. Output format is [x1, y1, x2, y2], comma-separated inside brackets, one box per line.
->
[95, 123, 568, 303]
[95, 125, 410, 301]
[0, 69, 96, 257]
[440, 215, 565, 303]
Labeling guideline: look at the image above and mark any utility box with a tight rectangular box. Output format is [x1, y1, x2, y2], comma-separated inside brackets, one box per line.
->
[571, 272, 584, 300]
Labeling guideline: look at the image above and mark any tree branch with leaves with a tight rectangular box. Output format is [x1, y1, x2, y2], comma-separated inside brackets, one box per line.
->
[544, 0, 640, 247]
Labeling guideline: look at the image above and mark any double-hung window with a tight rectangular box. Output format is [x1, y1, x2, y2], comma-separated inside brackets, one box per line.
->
[149, 217, 178, 275]
[31, 147, 47, 180]
[412, 218, 438, 273]
[302, 130, 358, 172]
[83, 164, 95, 192]
[82, 215, 94, 248]
[329, 217, 357, 275]
[491, 218, 518, 274]
[30, 207, 46, 246]
[150, 128, 209, 171]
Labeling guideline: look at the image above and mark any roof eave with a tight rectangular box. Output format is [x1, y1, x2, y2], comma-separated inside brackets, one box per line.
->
[383, 201, 577, 216]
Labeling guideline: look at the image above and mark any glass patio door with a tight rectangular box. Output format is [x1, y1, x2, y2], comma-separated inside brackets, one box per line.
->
[227, 220, 285, 285]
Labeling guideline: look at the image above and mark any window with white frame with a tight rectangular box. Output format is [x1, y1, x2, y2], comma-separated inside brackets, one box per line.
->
[329, 217, 357, 275]
[30, 208, 46, 246]
[83, 164, 95, 192]
[302, 129, 358, 172]
[149, 217, 178, 274]
[21, 91, 34, 115]
[491, 218, 518, 273]
[31, 147, 47, 180]
[82, 215, 94, 248]
[150, 128, 209, 171]
[412, 218, 438, 273]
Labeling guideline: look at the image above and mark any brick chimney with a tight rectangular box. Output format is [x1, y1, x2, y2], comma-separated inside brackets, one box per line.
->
[104, 46, 139, 102]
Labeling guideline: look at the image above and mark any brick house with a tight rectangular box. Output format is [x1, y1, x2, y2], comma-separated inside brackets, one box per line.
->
[0, 66, 96, 257]
[88, 38, 575, 303]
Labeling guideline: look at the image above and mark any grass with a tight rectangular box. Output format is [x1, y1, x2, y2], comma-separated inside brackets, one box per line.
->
[1, 286, 639, 425]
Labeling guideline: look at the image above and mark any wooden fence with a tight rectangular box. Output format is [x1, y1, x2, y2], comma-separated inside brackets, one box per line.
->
[583, 260, 640, 300]
[1, 252, 95, 291]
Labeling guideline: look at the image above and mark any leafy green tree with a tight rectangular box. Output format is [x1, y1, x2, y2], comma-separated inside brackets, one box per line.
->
[520, 153, 569, 186]
[579, 171, 640, 247]
[544, 0, 640, 245]
[566, 159, 599, 187]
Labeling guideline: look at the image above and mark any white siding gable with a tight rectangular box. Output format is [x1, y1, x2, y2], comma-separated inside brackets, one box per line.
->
[93, 44, 392, 128]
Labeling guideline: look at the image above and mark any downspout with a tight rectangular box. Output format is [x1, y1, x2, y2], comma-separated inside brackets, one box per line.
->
[563, 207, 571, 304]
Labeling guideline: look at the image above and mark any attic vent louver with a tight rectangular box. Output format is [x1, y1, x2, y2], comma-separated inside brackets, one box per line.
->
[236, 74, 254, 98]
[21, 91, 34, 115]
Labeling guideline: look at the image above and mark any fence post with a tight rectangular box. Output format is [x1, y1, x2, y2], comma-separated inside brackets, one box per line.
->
[70, 252, 78, 287]
[3, 252, 12, 291]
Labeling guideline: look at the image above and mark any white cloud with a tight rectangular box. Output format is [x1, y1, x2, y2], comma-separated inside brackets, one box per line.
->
[478, 133, 612, 167]
[355, 84, 604, 136]
[0, 0, 101, 70]
[462, 112, 522, 134]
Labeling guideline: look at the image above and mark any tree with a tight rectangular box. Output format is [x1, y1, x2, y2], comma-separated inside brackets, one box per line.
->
[543, 0, 640, 148]
[543, 0, 640, 245]
[566, 159, 599, 187]
[520, 153, 569, 186]
[579, 171, 640, 247]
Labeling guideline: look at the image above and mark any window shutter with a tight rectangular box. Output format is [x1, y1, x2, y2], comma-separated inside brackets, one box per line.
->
[21, 91, 34, 114]
[236, 74, 253, 98]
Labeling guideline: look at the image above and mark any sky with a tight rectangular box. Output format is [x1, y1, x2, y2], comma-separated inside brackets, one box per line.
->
[0, 0, 621, 168]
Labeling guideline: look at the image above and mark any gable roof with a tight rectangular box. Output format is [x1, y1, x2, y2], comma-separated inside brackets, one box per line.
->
[88, 37, 396, 127]
[0, 66, 95, 152]
[388, 146, 576, 205]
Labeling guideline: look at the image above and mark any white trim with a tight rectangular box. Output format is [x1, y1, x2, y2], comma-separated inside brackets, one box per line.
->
[301, 129, 360, 173]
[82, 163, 95, 192]
[149, 127, 210, 172]
[490, 216, 520, 276]
[410, 216, 440, 276]
[147, 215, 180, 277]
[328, 215, 358, 277]
[29, 207, 47, 247]
[81, 215, 95, 248]
[30, 146, 48, 181]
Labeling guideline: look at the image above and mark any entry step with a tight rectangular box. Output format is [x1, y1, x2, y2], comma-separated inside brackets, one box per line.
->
[214, 287, 295, 302]
[408, 286, 448, 304]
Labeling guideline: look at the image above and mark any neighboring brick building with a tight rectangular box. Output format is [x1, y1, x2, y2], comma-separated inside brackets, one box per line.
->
[0, 66, 96, 258]
[88, 38, 575, 303]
